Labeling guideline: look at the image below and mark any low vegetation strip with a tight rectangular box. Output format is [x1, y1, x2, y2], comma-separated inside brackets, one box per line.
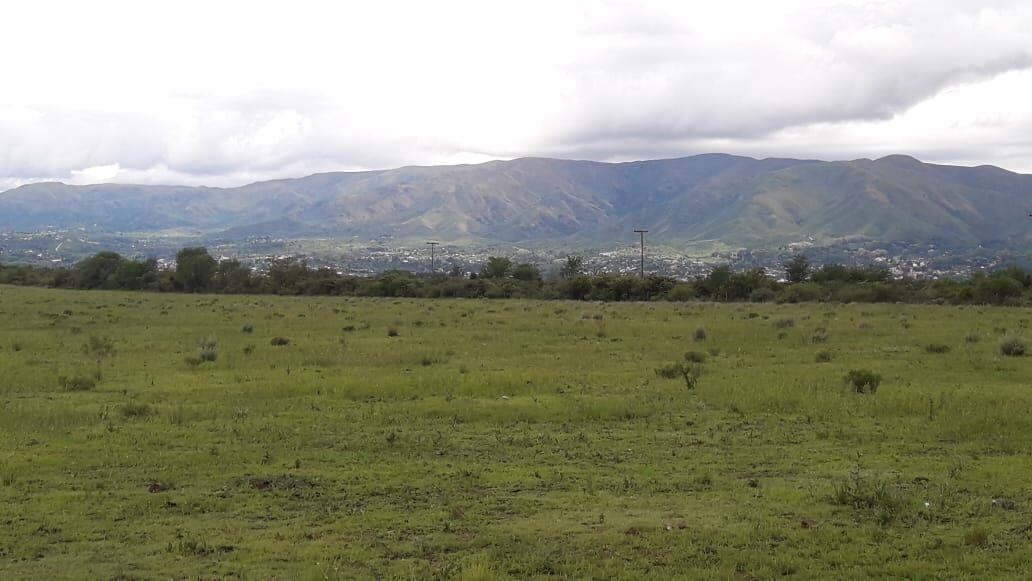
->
[0, 286, 1029, 578]
[3, 248, 1032, 306]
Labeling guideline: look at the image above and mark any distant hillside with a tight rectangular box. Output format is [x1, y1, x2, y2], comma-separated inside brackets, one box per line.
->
[2, 154, 1031, 249]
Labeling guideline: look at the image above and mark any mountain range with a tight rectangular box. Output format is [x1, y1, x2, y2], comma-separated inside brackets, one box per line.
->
[2, 153, 1031, 249]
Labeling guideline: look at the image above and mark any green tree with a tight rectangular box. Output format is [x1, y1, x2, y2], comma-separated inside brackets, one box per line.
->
[480, 256, 513, 279]
[73, 251, 125, 289]
[512, 263, 542, 283]
[785, 255, 811, 284]
[559, 255, 584, 279]
[175, 247, 217, 293]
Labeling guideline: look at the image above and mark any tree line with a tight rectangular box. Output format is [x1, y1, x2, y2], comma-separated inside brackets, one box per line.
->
[1, 247, 1031, 305]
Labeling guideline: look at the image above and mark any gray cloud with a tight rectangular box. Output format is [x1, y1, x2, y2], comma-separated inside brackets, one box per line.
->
[3, 0, 1032, 191]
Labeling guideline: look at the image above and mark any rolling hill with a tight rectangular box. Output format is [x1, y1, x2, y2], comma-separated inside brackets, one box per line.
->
[2, 154, 1030, 249]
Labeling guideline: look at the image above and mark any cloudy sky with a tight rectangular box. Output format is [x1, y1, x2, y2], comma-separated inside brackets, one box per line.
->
[3, 0, 1032, 191]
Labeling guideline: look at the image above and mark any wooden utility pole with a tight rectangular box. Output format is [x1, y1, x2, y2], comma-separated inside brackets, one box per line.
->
[426, 241, 439, 273]
[634, 230, 648, 279]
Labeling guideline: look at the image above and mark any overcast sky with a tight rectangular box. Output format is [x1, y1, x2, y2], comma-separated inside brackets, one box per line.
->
[3, 0, 1032, 191]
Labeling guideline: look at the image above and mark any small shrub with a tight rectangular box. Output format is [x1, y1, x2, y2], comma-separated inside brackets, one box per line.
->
[774, 318, 795, 329]
[815, 350, 833, 363]
[964, 332, 980, 343]
[197, 336, 218, 362]
[59, 375, 96, 391]
[387, 326, 400, 337]
[241, 323, 254, 334]
[1000, 338, 1026, 357]
[270, 337, 290, 346]
[844, 369, 881, 394]
[925, 343, 951, 354]
[809, 328, 829, 344]
[656, 361, 702, 389]
[243, 344, 255, 355]
[683, 351, 707, 363]
[692, 328, 707, 342]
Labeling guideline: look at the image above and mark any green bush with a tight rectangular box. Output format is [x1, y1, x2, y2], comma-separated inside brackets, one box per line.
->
[1000, 338, 1026, 357]
[809, 328, 829, 344]
[692, 328, 707, 342]
[924, 343, 951, 354]
[241, 323, 254, 334]
[774, 318, 795, 329]
[844, 369, 881, 394]
[270, 337, 291, 346]
[815, 350, 833, 363]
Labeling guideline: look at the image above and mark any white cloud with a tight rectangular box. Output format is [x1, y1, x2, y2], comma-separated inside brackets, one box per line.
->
[2, 0, 1032, 189]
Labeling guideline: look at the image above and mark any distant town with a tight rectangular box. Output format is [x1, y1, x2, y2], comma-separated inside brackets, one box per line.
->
[1, 227, 1026, 281]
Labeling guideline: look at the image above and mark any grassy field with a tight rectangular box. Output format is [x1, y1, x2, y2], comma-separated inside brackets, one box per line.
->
[0, 285, 1030, 579]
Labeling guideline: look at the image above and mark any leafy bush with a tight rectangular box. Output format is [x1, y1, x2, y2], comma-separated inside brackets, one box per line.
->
[815, 350, 833, 363]
[774, 318, 795, 329]
[270, 337, 291, 346]
[924, 343, 951, 354]
[241, 323, 254, 334]
[844, 369, 882, 394]
[387, 326, 400, 337]
[964, 332, 980, 343]
[692, 328, 707, 342]
[1000, 338, 1026, 357]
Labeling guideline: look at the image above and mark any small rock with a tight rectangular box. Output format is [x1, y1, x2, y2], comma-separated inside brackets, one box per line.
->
[664, 524, 672, 531]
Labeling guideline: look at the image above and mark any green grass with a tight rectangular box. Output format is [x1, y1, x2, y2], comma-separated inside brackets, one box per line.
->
[0, 285, 1030, 578]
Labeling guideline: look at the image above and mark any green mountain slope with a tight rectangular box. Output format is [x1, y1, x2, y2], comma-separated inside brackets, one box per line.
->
[1, 154, 1029, 248]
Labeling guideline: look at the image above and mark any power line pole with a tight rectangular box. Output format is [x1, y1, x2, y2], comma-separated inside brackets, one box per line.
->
[426, 241, 439, 274]
[633, 229, 648, 279]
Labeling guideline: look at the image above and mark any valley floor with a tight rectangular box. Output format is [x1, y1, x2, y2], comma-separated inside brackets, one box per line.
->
[0, 285, 1030, 579]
